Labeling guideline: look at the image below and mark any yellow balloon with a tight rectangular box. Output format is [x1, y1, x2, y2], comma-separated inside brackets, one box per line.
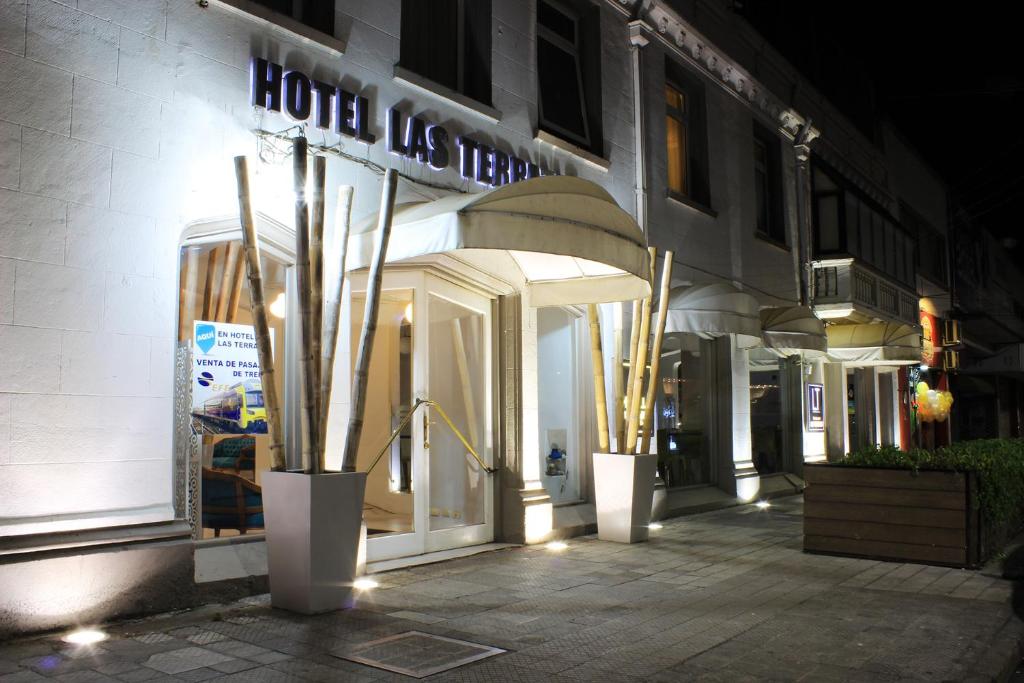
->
[916, 381, 930, 395]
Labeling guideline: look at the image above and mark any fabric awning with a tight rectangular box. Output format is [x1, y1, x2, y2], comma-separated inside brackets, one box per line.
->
[760, 306, 827, 359]
[347, 176, 651, 306]
[826, 322, 922, 364]
[662, 283, 761, 348]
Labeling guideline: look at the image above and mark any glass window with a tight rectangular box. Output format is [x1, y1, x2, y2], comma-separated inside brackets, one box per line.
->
[657, 334, 711, 488]
[249, 0, 334, 35]
[885, 222, 897, 277]
[400, 0, 492, 105]
[873, 211, 885, 271]
[752, 123, 786, 244]
[666, 84, 688, 196]
[859, 201, 873, 264]
[817, 195, 839, 252]
[537, 0, 591, 149]
[178, 239, 288, 540]
[750, 369, 782, 475]
[845, 193, 859, 257]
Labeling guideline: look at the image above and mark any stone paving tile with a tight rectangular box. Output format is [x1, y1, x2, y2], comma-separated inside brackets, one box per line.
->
[2, 497, 1022, 681]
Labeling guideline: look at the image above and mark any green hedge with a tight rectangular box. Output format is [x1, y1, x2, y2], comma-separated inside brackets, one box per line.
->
[838, 439, 1024, 530]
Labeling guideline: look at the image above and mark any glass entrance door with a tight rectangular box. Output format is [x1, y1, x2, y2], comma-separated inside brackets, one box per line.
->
[352, 271, 494, 561]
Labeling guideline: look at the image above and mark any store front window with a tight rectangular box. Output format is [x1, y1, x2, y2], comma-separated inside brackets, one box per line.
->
[750, 369, 782, 475]
[657, 333, 712, 488]
[177, 238, 289, 540]
[538, 307, 582, 504]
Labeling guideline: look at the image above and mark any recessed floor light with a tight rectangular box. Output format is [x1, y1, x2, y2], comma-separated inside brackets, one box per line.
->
[354, 578, 379, 590]
[546, 541, 568, 551]
[63, 629, 107, 645]
[755, 500, 771, 510]
[648, 522, 664, 530]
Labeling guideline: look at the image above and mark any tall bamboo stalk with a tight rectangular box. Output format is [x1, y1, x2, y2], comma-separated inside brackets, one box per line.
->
[343, 169, 399, 473]
[639, 251, 674, 454]
[625, 247, 656, 454]
[588, 303, 609, 453]
[214, 242, 235, 321]
[226, 247, 245, 323]
[234, 156, 286, 471]
[319, 186, 355, 468]
[293, 137, 318, 473]
[308, 155, 326, 473]
[612, 301, 625, 451]
[201, 246, 220, 321]
[622, 298, 642, 451]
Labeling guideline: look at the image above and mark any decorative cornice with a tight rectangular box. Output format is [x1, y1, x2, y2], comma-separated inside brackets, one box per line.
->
[641, 1, 820, 145]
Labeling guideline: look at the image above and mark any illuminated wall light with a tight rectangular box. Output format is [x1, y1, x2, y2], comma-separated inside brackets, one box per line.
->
[269, 292, 286, 319]
[353, 578, 379, 590]
[63, 629, 107, 645]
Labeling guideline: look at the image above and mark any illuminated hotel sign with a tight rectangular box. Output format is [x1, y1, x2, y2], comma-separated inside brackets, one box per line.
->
[250, 58, 552, 187]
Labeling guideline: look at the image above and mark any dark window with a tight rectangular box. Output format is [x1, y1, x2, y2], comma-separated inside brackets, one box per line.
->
[537, 0, 603, 156]
[665, 59, 709, 206]
[902, 201, 947, 286]
[811, 160, 916, 287]
[400, 0, 492, 106]
[752, 122, 785, 244]
[250, 0, 334, 36]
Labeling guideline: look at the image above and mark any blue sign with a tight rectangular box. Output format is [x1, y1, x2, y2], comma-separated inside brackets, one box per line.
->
[195, 324, 216, 354]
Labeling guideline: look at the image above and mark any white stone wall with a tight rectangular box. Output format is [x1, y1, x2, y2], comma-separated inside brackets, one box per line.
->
[0, 0, 637, 537]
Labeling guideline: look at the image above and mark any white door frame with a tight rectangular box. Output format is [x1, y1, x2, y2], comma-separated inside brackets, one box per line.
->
[350, 269, 495, 561]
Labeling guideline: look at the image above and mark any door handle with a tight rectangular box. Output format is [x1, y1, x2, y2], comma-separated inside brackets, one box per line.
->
[423, 413, 430, 450]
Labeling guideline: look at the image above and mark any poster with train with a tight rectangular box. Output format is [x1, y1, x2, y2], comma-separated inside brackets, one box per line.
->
[191, 321, 274, 434]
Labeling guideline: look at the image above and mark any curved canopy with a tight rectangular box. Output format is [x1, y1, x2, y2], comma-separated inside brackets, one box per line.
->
[663, 283, 761, 347]
[826, 322, 922, 364]
[347, 176, 651, 306]
[760, 306, 827, 359]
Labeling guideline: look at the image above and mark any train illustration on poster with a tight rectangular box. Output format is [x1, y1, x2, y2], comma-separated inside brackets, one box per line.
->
[191, 320, 274, 434]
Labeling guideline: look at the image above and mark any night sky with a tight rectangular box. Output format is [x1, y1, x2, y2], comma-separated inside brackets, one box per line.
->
[737, 2, 1023, 255]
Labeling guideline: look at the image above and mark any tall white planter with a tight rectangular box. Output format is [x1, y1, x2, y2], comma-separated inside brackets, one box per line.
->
[262, 471, 367, 614]
[593, 452, 657, 543]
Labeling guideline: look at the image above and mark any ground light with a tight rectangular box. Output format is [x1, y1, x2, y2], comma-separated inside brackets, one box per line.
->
[546, 541, 568, 551]
[353, 578, 379, 590]
[648, 522, 664, 530]
[62, 629, 107, 645]
[755, 500, 771, 510]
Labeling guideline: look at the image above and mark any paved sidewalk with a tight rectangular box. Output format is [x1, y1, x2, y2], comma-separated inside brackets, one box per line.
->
[2, 497, 1022, 682]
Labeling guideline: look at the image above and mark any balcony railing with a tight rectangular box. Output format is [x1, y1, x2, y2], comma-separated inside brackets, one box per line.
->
[812, 258, 918, 325]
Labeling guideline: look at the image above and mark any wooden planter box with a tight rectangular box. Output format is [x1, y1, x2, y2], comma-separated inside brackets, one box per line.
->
[803, 464, 981, 568]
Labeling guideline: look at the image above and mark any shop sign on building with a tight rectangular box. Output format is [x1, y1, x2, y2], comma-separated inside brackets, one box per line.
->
[191, 321, 273, 434]
[807, 383, 825, 432]
[920, 310, 941, 368]
[250, 58, 553, 188]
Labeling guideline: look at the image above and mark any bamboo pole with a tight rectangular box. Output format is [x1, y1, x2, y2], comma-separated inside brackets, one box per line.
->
[343, 169, 399, 473]
[292, 137, 318, 473]
[612, 301, 625, 451]
[226, 249, 245, 323]
[319, 185, 355, 468]
[201, 246, 220, 321]
[625, 247, 656, 454]
[308, 155, 326, 473]
[587, 303, 610, 453]
[214, 242, 235, 321]
[233, 156, 286, 471]
[622, 298, 642, 452]
[639, 251, 674, 454]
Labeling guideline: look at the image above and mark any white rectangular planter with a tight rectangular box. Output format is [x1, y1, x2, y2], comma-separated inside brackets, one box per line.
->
[262, 471, 367, 614]
[592, 452, 657, 543]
